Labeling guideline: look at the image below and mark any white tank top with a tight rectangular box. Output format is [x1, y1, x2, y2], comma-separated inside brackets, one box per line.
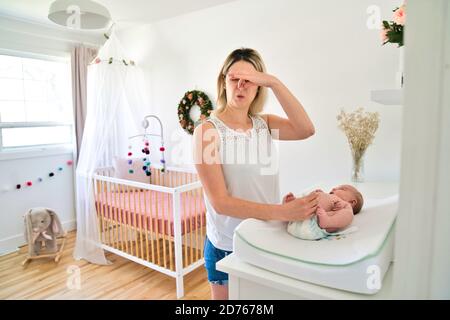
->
[204, 114, 280, 251]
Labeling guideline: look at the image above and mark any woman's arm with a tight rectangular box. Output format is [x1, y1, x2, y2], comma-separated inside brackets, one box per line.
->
[229, 71, 315, 140]
[264, 79, 315, 140]
[193, 122, 318, 221]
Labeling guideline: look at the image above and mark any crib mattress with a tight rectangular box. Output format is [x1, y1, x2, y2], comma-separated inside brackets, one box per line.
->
[95, 190, 206, 237]
[233, 195, 398, 295]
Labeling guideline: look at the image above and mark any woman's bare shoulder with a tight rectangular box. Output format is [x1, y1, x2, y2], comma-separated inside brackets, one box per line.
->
[258, 114, 269, 123]
[193, 121, 220, 141]
[195, 120, 217, 132]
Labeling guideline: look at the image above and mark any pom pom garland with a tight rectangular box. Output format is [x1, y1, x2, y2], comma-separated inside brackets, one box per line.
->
[6, 160, 74, 193]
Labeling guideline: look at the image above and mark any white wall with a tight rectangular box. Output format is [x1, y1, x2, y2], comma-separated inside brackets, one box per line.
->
[393, 0, 450, 299]
[0, 14, 103, 254]
[0, 151, 76, 254]
[119, 0, 402, 196]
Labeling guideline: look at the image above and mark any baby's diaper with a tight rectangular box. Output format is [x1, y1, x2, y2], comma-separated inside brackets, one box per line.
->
[287, 215, 357, 240]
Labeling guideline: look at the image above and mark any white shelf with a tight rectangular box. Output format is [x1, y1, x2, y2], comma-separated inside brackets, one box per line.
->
[371, 89, 403, 105]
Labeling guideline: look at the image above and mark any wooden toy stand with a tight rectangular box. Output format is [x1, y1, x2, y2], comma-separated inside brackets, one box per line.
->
[22, 233, 67, 267]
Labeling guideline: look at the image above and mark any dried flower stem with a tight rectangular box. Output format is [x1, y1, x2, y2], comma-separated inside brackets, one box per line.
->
[337, 107, 380, 181]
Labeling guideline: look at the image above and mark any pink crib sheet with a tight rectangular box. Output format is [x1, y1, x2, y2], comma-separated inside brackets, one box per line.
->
[95, 190, 206, 237]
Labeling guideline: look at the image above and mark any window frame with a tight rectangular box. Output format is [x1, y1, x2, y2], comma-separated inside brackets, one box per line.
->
[0, 49, 75, 158]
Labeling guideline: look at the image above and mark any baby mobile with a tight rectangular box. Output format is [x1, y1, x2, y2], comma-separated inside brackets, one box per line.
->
[127, 115, 167, 177]
[1, 160, 74, 193]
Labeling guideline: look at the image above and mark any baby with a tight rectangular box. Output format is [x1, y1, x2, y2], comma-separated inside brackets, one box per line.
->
[284, 185, 364, 240]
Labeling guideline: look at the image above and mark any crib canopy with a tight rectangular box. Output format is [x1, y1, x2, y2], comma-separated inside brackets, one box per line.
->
[74, 31, 149, 264]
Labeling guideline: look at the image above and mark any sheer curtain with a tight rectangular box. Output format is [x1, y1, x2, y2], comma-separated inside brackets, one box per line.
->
[73, 32, 150, 264]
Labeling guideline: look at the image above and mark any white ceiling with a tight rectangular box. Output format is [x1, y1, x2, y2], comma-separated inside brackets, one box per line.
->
[0, 0, 239, 31]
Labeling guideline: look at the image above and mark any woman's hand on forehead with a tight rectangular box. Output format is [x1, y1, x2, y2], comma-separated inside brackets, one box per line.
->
[227, 73, 255, 90]
[228, 70, 278, 89]
[227, 73, 253, 88]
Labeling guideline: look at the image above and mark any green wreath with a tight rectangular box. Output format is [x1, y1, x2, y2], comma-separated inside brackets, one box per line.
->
[177, 90, 213, 135]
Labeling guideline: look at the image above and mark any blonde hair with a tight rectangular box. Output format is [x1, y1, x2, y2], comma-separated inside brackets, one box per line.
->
[215, 48, 267, 116]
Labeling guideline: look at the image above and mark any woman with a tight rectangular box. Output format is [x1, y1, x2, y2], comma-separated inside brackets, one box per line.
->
[193, 48, 317, 300]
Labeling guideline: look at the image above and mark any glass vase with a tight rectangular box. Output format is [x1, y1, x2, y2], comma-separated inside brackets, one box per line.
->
[351, 153, 365, 183]
[396, 46, 405, 89]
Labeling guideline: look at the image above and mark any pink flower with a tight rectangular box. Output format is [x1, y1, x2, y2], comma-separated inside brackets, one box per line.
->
[380, 27, 388, 43]
[95, 57, 101, 64]
[393, 5, 406, 26]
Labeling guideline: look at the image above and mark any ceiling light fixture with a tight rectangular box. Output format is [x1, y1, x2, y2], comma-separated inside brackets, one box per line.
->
[48, 0, 112, 30]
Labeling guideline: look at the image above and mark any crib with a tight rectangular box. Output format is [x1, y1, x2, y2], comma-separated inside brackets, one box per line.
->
[93, 165, 206, 299]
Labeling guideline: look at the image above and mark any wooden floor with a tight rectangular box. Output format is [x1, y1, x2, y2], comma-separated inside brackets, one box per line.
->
[0, 231, 211, 300]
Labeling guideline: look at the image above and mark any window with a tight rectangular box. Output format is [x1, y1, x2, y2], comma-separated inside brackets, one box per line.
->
[0, 52, 73, 151]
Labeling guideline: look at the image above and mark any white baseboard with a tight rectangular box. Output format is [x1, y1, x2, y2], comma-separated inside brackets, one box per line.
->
[0, 219, 76, 256]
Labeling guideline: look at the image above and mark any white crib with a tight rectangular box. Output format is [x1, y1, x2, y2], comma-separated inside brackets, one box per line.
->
[92, 166, 206, 298]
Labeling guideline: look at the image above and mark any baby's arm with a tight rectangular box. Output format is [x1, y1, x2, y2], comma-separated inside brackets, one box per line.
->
[316, 200, 353, 233]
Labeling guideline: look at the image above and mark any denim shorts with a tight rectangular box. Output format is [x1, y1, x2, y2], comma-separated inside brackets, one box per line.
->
[204, 237, 232, 285]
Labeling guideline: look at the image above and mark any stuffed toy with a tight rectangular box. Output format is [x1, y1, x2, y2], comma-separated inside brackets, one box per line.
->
[23, 207, 64, 257]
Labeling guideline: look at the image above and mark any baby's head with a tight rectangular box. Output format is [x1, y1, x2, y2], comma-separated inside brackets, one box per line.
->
[330, 185, 364, 214]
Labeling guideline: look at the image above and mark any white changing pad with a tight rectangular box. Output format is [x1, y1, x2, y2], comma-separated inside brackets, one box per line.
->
[233, 195, 398, 295]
